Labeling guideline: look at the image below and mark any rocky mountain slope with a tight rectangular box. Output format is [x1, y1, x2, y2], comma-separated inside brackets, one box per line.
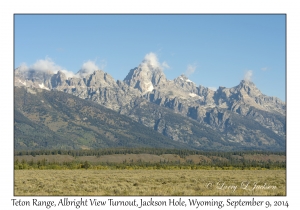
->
[14, 58, 286, 151]
[14, 87, 194, 151]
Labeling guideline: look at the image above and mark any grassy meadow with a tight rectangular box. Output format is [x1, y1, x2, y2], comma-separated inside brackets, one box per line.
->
[14, 169, 286, 196]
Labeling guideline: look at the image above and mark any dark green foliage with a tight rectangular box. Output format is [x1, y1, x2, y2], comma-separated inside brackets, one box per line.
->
[15, 147, 286, 157]
[14, 149, 286, 170]
[82, 161, 91, 169]
[14, 109, 74, 150]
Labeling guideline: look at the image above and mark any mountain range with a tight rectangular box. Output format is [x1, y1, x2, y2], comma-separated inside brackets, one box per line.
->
[14, 58, 286, 151]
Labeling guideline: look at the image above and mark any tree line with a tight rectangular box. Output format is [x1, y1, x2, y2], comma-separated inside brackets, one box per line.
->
[14, 147, 286, 158]
[14, 148, 286, 170]
[14, 158, 286, 170]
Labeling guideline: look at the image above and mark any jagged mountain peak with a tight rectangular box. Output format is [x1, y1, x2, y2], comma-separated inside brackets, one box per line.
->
[51, 70, 67, 88]
[235, 80, 262, 98]
[76, 68, 102, 78]
[238, 79, 258, 89]
[56, 70, 65, 75]
[14, 61, 286, 151]
[86, 69, 117, 88]
[123, 64, 167, 93]
[215, 80, 261, 97]
[170, 74, 198, 95]
[240, 79, 254, 85]
[177, 74, 188, 80]
[174, 74, 195, 83]
[212, 80, 285, 115]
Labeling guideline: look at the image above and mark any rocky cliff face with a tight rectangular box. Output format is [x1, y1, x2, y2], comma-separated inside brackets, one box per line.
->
[14, 61, 286, 151]
[124, 56, 167, 94]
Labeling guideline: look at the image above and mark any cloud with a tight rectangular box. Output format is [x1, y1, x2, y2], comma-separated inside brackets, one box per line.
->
[56, 48, 65, 52]
[60, 70, 77, 78]
[30, 57, 62, 73]
[142, 52, 160, 69]
[17, 57, 106, 79]
[99, 59, 107, 70]
[17, 57, 77, 79]
[244, 70, 253, 81]
[261, 67, 268, 71]
[208, 87, 217, 91]
[161, 61, 170, 69]
[77, 60, 99, 77]
[140, 52, 170, 71]
[18, 62, 29, 71]
[185, 64, 196, 77]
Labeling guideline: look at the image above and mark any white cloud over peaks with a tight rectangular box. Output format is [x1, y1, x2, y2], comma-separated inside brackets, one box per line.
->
[18, 63, 29, 71]
[77, 60, 99, 77]
[244, 70, 253, 81]
[31, 57, 62, 73]
[143, 52, 160, 69]
[60, 70, 77, 78]
[185, 64, 196, 76]
[99, 59, 107, 70]
[18, 57, 77, 79]
[141, 52, 170, 71]
[208, 87, 217, 91]
[162, 61, 170, 69]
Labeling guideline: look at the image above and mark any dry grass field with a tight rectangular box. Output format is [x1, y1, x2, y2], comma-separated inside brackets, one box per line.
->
[14, 169, 285, 196]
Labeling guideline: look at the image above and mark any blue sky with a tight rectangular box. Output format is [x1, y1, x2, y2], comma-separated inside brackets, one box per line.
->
[14, 14, 286, 101]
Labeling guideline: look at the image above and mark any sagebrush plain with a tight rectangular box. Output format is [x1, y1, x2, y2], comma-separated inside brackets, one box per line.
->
[14, 169, 285, 196]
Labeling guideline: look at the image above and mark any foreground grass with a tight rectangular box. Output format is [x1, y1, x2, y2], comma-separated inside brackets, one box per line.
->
[14, 169, 285, 196]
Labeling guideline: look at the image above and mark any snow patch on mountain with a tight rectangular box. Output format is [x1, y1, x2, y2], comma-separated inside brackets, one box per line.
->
[38, 83, 49, 90]
[189, 93, 197, 97]
[19, 79, 26, 86]
[146, 83, 154, 92]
